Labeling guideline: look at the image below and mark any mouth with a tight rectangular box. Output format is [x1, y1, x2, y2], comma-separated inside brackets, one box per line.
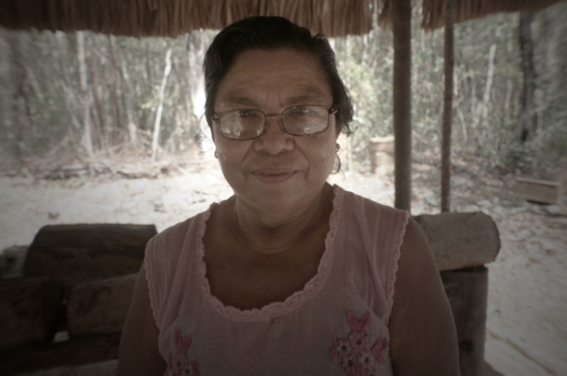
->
[252, 169, 297, 183]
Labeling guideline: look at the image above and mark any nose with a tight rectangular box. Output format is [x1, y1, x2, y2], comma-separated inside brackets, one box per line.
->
[253, 115, 294, 155]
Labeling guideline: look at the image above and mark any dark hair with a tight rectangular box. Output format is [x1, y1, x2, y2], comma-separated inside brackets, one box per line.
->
[203, 16, 355, 135]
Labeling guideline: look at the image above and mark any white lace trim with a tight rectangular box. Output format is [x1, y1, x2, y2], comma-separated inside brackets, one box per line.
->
[195, 186, 344, 322]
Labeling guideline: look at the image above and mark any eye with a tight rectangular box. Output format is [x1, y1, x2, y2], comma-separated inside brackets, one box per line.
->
[235, 110, 253, 118]
[291, 106, 311, 115]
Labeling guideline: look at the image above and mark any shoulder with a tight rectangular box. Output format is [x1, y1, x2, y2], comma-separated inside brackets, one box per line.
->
[144, 208, 212, 300]
[389, 217, 460, 374]
[147, 208, 210, 260]
[393, 217, 437, 304]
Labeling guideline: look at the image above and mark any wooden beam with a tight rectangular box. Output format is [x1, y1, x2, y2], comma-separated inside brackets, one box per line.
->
[392, 0, 412, 212]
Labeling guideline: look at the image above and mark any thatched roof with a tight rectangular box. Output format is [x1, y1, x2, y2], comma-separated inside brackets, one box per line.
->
[0, 0, 564, 37]
[0, 0, 374, 38]
[419, 0, 564, 29]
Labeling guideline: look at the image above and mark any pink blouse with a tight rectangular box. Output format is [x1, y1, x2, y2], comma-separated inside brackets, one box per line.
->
[145, 185, 409, 376]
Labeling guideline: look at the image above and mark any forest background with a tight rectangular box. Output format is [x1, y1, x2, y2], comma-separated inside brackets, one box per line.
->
[0, 2, 566, 185]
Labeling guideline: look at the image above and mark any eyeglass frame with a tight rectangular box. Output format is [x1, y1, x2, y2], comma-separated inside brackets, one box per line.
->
[211, 105, 338, 141]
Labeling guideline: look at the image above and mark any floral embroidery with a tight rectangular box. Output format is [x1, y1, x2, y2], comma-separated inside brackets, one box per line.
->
[165, 328, 199, 376]
[330, 311, 389, 375]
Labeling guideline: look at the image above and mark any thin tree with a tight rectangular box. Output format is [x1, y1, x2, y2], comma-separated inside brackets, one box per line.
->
[56, 31, 78, 149]
[516, 12, 536, 142]
[476, 19, 502, 153]
[151, 47, 172, 162]
[77, 31, 95, 175]
[116, 40, 137, 147]
[8, 32, 33, 159]
[107, 36, 121, 145]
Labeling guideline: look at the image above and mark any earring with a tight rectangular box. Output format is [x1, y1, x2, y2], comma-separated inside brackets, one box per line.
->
[335, 143, 341, 152]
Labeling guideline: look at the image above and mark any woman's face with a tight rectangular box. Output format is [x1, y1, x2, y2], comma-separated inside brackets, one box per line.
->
[212, 48, 340, 215]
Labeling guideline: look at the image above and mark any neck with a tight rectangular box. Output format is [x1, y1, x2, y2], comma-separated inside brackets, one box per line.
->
[229, 183, 334, 255]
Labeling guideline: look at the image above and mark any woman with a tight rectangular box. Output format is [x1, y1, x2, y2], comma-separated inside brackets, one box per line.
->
[118, 16, 459, 376]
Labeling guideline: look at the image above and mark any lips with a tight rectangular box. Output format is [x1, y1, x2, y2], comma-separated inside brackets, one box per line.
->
[252, 168, 297, 183]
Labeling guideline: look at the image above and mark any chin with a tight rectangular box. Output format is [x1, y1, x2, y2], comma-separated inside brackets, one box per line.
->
[244, 183, 325, 215]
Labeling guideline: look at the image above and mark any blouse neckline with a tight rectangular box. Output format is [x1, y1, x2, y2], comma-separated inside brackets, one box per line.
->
[195, 185, 344, 322]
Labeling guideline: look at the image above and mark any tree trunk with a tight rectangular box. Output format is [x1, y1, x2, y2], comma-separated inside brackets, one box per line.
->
[185, 34, 197, 139]
[77, 32, 95, 175]
[117, 41, 137, 147]
[87, 56, 107, 149]
[107, 36, 121, 145]
[392, 0, 412, 212]
[516, 12, 536, 142]
[56, 32, 78, 149]
[476, 21, 502, 153]
[151, 47, 172, 162]
[441, 0, 454, 213]
[8, 32, 32, 159]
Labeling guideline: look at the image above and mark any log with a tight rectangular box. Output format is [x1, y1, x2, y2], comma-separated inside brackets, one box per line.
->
[441, 266, 488, 376]
[414, 212, 500, 271]
[24, 224, 157, 288]
[515, 177, 564, 205]
[0, 334, 120, 376]
[67, 273, 137, 337]
[0, 276, 64, 350]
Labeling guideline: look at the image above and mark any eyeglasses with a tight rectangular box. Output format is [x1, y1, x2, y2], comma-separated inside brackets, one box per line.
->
[212, 105, 337, 141]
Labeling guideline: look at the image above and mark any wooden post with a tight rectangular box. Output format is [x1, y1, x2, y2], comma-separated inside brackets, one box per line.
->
[441, 0, 454, 212]
[441, 267, 488, 376]
[392, 0, 412, 212]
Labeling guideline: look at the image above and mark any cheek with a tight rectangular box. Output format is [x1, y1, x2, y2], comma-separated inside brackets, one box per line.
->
[305, 139, 337, 176]
[216, 141, 249, 173]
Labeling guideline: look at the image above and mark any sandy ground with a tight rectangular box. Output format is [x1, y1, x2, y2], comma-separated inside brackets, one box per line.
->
[1, 155, 566, 376]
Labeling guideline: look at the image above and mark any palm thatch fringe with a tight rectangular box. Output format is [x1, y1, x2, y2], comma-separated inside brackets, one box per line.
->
[0, 0, 373, 38]
[420, 0, 562, 29]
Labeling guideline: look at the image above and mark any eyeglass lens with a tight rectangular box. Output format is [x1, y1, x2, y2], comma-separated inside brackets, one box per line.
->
[219, 106, 330, 140]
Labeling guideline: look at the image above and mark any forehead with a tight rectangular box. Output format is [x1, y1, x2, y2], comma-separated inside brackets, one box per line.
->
[216, 48, 332, 107]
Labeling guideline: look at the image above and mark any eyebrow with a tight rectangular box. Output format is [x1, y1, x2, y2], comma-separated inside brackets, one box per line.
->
[223, 96, 261, 107]
[222, 93, 327, 108]
[281, 94, 327, 107]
